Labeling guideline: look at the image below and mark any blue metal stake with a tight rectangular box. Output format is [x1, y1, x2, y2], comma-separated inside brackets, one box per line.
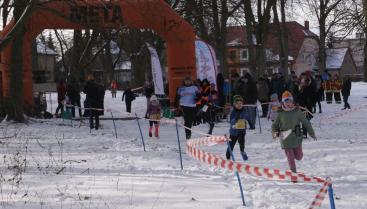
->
[328, 181, 336, 209]
[226, 140, 246, 206]
[175, 119, 184, 170]
[110, 112, 118, 138]
[256, 106, 262, 134]
[135, 113, 146, 152]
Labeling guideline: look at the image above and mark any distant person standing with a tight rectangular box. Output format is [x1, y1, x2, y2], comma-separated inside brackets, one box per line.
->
[122, 84, 136, 113]
[177, 76, 200, 139]
[322, 74, 333, 104]
[333, 74, 343, 104]
[341, 76, 352, 110]
[111, 80, 118, 98]
[83, 74, 103, 130]
[67, 78, 82, 117]
[55, 79, 67, 117]
[144, 81, 154, 109]
[314, 75, 323, 113]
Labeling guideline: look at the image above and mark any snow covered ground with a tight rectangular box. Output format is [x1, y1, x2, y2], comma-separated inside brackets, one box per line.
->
[1, 83, 367, 209]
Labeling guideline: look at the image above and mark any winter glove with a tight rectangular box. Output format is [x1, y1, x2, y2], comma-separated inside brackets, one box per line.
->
[310, 134, 317, 141]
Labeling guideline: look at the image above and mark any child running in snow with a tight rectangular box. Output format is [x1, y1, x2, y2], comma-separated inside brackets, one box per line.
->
[271, 91, 317, 173]
[146, 95, 161, 138]
[267, 93, 281, 122]
[226, 95, 251, 161]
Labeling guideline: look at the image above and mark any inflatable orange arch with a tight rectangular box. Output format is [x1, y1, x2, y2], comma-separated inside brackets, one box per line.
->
[0, 0, 196, 106]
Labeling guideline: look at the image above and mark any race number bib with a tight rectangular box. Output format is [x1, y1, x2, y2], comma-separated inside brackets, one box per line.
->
[234, 119, 246, 129]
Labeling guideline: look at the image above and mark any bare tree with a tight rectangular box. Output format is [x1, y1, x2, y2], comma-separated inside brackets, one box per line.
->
[181, 0, 243, 75]
[242, 0, 277, 78]
[273, 0, 289, 80]
[304, 0, 344, 74]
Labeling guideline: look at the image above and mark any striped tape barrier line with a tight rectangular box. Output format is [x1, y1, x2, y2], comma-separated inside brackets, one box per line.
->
[309, 181, 330, 209]
[186, 136, 331, 208]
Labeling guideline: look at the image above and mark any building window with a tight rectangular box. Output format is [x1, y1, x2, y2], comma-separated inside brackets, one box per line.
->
[229, 50, 236, 61]
[240, 49, 249, 61]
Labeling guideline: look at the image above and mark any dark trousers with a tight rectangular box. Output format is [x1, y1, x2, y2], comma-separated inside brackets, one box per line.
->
[334, 91, 342, 104]
[226, 134, 245, 159]
[112, 91, 117, 98]
[149, 121, 158, 126]
[125, 101, 132, 113]
[246, 106, 256, 129]
[181, 106, 197, 139]
[326, 92, 333, 104]
[71, 100, 82, 117]
[203, 109, 215, 135]
[316, 101, 322, 113]
[259, 100, 269, 117]
[89, 109, 100, 130]
[343, 95, 351, 109]
[55, 101, 64, 115]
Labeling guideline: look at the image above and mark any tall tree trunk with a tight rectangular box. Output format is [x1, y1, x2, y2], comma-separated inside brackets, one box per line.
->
[7, 0, 28, 122]
[319, 19, 327, 75]
[71, 30, 83, 81]
[273, 0, 289, 80]
[243, 0, 257, 75]
[363, 0, 367, 82]
[103, 36, 114, 86]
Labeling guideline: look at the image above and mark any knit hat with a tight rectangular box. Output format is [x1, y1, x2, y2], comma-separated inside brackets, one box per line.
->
[281, 91, 293, 103]
[150, 95, 158, 102]
[270, 93, 278, 100]
[233, 95, 244, 103]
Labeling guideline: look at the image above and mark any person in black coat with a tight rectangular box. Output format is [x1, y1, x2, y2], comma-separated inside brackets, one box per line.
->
[341, 76, 352, 109]
[122, 84, 136, 113]
[237, 71, 258, 129]
[67, 78, 82, 117]
[144, 81, 154, 109]
[83, 74, 104, 130]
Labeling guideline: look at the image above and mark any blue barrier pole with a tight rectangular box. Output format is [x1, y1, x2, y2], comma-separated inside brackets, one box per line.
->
[256, 107, 262, 134]
[135, 113, 146, 152]
[175, 119, 184, 170]
[327, 178, 336, 209]
[226, 140, 246, 206]
[110, 112, 118, 138]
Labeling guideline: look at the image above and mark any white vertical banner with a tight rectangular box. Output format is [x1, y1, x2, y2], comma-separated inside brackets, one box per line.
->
[147, 43, 165, 95]
[195, 40, 218, 86]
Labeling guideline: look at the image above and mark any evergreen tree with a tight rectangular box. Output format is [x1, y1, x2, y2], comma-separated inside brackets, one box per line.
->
[47, 31, 56, 51]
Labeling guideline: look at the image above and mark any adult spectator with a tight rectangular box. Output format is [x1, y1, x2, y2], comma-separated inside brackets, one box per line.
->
[177, 76, 200, 139]
[143, 80, 154, 109]
[67, 78, 82, 117]
[55, 79, 67, 117]
[122, 84, 136, 113]
[111, 80, 118, 98]
[83, 74, 104, 130]
[333, 74, 343, 104]
[257, 76, 270, 117]
[314, 75, 323, 113]
[341, 76, 352, 110]
[235, 71, 257, 129]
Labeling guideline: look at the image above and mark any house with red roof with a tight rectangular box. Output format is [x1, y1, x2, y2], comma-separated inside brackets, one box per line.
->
[226, 21, 319, 76]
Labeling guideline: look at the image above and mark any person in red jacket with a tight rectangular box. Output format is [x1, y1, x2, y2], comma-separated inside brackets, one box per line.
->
[111, 80, 118, 98]
[55, 79, 67, 117]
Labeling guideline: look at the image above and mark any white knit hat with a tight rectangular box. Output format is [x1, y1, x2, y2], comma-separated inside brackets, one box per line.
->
[150, 95, 158, 102]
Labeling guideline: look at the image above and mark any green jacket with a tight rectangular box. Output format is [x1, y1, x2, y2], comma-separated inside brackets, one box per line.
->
[271, 108, 315, 149]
